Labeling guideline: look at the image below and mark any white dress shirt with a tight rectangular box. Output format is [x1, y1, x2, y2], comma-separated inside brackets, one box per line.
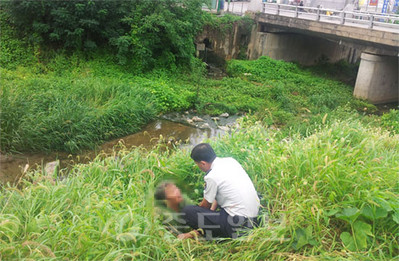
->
[204, 157, 260, 218]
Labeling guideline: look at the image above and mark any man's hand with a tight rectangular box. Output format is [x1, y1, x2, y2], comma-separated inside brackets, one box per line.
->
[199, 198, 212, 209]
[177, 233, 193, 239]
[177, 230, 200, 240]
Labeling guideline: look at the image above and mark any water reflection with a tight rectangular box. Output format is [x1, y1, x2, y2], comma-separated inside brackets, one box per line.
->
[0, 119, 229, 185]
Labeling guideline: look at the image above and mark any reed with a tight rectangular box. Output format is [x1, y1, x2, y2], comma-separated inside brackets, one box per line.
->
[0, 66, 196, 153]
[1, 117, 398, 260]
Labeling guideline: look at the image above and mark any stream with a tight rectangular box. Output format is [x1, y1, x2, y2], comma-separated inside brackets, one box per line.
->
[0, 112, 242, 185]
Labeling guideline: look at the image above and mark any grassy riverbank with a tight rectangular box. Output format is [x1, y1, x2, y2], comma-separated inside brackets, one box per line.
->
[0, 61, 196, 153]
[1, 6, 397, 154]
[3, 54, 397, 153]
[1, 6, 399, 259]
[1, 117, 398, 259]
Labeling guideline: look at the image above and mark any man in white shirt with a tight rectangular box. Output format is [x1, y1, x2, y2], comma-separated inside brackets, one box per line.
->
[182, 143, 260, 239]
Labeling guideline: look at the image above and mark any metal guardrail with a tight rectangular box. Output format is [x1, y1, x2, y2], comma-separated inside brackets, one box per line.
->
[262, 3, 399, 32]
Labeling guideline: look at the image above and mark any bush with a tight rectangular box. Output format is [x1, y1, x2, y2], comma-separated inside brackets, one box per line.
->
[0, 11, 36, 69]
[1, 0, 206, 69]
[381, 109, 399, 134]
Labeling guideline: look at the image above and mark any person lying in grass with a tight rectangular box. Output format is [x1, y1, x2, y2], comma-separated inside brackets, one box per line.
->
[155, 142, 261, 240]
[154, 182, 203, 239]
[182, 143, 260, 240]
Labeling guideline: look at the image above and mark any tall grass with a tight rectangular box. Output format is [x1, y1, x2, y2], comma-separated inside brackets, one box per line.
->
[2, 50, 391, 154]
[225, 57, 377, 115]
[1, 117, 398, 260]
[0, 63, 198, 153]
[0, 68, 157, 153]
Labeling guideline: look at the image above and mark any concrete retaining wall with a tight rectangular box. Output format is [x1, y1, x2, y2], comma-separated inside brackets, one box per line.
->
[196, 22, 252, 63]
[247, 28, 359, 65]
[196, 19, 360, 66]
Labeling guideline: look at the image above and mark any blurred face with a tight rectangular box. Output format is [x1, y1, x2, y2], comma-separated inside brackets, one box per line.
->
[195, 161, 212, 173]
[165, 184, 183, 206]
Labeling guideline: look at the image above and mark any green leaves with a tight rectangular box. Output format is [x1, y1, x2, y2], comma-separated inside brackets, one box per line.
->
[330, 207, 375, 251]
[0, 109, 398, 259]
[292, 225, 317, 250]
[330, 202, 399, 252]
[121, 0, 206, 69]
[0, 71, 158, 153]
[393, 211, 399, 224]
[0, 214, 21, 242]
[340, 221, 373, 251]
[2, 0, 206, 68]
[381, 109, 399, 134]
[361, 205, 388, 220]
[336, 207, 361, 223]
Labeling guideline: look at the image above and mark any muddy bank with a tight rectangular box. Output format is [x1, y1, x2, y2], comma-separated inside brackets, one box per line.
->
[0, 112, 242, 186]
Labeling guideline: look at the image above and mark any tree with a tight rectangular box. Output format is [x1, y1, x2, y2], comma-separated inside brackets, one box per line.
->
[1, 0, 207, 69]
[1, 0, 208, 69]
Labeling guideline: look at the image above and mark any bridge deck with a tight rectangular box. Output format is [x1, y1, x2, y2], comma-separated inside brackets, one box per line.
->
[262, 3, 399, 34]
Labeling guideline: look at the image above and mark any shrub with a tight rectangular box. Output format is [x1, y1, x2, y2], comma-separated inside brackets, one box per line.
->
[1, 0, 206, 69]
[381, 109, 399, 134]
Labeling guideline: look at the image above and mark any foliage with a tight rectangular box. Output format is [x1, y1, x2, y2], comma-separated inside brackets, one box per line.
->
[1, 118, 398, 259]
[1, 6, 398, 259]
[200, 56, 379, 133]
[140, 74, 196, 112]
[0, 68, 156, 153]
[237, 58, 379, 123]
[2, 52, 391, 153]
[203, 12, 254, 30]
[2, 1, 132, 49]
[0, 10, 36, 69]
[305, 59, 360, 86]
[202, 12, 254, 41]
[381, 109, 399, 134]
[1, 0, 206, 69]
[118, 0, 206, 69]
[0, 59, 198, 153]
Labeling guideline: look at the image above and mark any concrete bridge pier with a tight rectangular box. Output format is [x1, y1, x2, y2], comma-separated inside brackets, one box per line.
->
[354, 53, 398, 104]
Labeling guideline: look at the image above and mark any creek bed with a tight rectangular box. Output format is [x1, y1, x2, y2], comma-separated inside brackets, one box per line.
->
[0, 113, 241, 185]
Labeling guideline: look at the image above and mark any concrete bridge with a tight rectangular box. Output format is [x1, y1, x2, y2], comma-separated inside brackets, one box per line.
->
[248, 4, 399, 104]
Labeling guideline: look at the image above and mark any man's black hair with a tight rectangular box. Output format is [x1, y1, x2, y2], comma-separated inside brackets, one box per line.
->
[190, 143, 217, 163]
[154, 182, 173, 200]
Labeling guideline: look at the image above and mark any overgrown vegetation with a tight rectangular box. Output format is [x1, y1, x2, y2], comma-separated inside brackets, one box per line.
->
[2, 54, 388, 153]
[0, 59, 201, 152]
[1, 4, 399, 260]
[1, 118, 398, 259]
[381, 109, 399, 134]
[1, 0, 205, 69]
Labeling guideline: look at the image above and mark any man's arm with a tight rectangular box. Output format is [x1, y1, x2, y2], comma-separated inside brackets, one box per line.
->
[210, 200, 218, 211]
[199, 198, 212, 209]
[202, 178, 217, 210]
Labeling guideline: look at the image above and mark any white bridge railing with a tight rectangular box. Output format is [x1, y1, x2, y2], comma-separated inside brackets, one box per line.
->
[262, 3, 399, 32]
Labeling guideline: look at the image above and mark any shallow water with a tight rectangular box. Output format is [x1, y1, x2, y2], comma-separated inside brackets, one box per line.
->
[0, 117, 234, 185]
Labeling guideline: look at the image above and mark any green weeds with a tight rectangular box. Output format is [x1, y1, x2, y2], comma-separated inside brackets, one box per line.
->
[1, 68, 157, 153]
[1, 118, 398, 259]
[381, 109, 399, 134]
[0, 59, 200, 153]
[1, 55, 394, 153]
[1, 7, 398, 261]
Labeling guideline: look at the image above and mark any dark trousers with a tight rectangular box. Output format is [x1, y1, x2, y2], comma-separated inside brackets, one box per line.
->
[181, 205, 258, 240]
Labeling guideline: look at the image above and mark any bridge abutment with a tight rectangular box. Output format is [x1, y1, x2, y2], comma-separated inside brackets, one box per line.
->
[354, 53, 398, 104]
[247, 29, 358, 65]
